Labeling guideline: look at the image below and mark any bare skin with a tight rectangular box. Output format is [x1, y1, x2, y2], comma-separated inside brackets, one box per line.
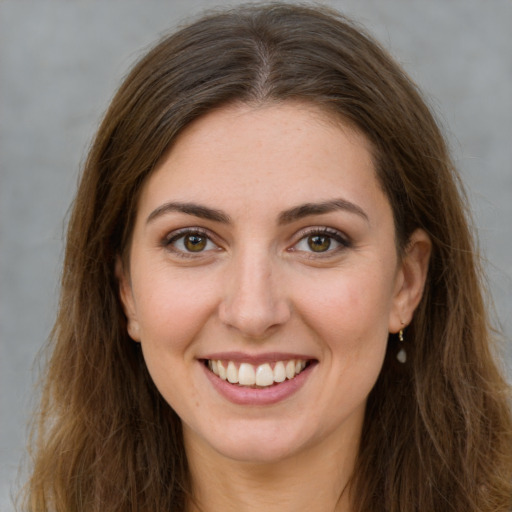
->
[118, 102, 431, 512]
[185, 414, 357, 512]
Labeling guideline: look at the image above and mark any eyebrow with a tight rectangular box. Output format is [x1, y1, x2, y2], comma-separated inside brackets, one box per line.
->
[146, 198, 369, 226]
[278, 199, 369, 225]
[146, 202, 232, 224]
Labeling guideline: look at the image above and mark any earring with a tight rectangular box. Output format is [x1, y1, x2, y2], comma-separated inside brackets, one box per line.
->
[396, 328, 407, 363]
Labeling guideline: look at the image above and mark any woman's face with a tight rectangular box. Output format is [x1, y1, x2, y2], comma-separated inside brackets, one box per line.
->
[118, 102, 429, 464]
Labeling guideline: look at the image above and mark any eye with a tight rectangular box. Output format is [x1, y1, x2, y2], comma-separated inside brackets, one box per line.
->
[293, 228, 350, 254]
[305, 234, 332, 252]
[165, 229, 218, 255]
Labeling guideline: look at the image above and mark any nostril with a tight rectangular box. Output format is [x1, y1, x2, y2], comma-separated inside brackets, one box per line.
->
[218, 301, 290, 338]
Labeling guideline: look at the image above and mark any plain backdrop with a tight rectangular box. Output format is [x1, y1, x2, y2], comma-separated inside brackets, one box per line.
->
[1, 0, 511, 509]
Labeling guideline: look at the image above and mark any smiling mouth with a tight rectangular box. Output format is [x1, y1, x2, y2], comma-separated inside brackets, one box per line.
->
[204, 359, 313, 388]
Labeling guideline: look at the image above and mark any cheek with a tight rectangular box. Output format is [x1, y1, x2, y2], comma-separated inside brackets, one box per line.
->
[133, 268, 219, 351]
[132, 270, 219, 410]
[294, 266, 395, 355]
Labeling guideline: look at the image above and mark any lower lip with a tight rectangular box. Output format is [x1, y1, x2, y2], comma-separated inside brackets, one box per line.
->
[201, 361, 316, 405]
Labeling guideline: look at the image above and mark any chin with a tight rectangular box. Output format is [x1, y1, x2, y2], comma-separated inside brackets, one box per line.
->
[185, 419, 312, 465]
[216, 437, 302, 465]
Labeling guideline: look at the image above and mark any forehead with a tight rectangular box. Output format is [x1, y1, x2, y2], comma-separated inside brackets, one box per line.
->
[136, 101, 387, 223]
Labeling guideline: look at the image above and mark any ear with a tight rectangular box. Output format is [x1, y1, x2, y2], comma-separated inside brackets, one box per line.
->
[115, 257, 141, 342]
[388, 229, 432, 333]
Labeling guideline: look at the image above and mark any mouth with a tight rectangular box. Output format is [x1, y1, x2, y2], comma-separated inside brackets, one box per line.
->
[203, 358, 314, 388]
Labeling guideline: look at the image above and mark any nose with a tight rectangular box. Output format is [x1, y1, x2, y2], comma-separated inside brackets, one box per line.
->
[218, 249, 291, 339]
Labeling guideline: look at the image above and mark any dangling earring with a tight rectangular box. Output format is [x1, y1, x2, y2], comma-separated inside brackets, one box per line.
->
[396, 328, 407, 363]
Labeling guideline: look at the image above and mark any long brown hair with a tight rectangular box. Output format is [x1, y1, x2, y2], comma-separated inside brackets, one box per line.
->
[24, 3, 512, 511]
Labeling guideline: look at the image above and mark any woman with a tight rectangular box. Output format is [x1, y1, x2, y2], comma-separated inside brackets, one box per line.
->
[24, 3, 512, 511]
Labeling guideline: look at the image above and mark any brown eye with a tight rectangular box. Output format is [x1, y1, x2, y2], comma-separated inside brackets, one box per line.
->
[166, 230, 217, 255]
[307, 235, 331, 252]
[293, 229, 350, 255]
[184, 234, 207, 252]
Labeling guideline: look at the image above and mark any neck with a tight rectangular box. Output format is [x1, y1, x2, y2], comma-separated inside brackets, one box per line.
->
[184, 427, 359, 512]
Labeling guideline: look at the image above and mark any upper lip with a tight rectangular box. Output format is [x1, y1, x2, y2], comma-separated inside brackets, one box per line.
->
[199, 351, 317, 365]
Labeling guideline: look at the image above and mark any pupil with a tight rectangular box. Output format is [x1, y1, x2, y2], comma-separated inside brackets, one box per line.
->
[308, 235, 330, 252]
[185, 234, 206, 252]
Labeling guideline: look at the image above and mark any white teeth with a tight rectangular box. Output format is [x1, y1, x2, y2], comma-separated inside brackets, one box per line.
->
[273, 361, 286, 383]
[217, 361, 227, 380]
[239, 363, 256, 386]
[255, 363, 274, 386]
[285, 360, 296, 379]
[227, 361, 238, 383]
[207, 358, 310, 387]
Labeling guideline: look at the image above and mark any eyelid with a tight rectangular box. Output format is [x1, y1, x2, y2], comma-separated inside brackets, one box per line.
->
[290, 226, 352, 254]
[163, 227, 221, 257]
[164, 226, 208, 241]
[161, 225, 351, 258]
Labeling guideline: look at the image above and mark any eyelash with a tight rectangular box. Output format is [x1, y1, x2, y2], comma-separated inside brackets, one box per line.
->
[163, 227, 351, 258]
[163, 228, 219, 258]
[291, 227, 352, 256]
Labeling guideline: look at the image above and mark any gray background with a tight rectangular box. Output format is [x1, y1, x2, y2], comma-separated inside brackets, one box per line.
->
[1, 0, 511, 509]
